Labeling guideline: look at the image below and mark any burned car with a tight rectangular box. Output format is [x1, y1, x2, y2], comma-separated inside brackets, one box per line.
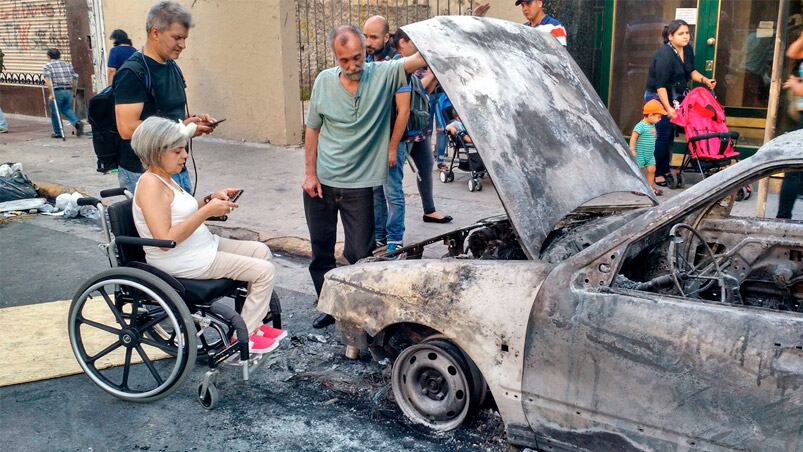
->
[318, 17, 803, 451]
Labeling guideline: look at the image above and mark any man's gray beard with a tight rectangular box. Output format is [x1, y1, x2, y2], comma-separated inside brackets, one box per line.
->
[344, 70, 363, 81]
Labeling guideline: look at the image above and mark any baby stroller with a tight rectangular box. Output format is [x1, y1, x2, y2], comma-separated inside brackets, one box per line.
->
[68, 188, 282, 409]
[669, 87, 751, 200]
[439, 111, 487, 192]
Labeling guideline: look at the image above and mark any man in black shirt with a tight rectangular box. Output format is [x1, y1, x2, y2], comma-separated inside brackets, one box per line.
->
[114, 1, 216, 193]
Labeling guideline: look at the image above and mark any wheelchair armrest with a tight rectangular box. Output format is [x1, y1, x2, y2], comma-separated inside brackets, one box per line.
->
[115, 235, 176, 248]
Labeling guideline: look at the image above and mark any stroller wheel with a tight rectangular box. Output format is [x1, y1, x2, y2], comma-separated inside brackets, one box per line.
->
[468, 179, 476, 192]
[447, 171, 455, 183]
[439, 171, 448, 183]
[675, 173, 684, 189]
[476, 179, 483, 191]
[665, 173, 676, 189]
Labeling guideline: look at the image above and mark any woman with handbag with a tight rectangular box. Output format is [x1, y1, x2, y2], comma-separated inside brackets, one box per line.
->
[644, 19, 717, 186]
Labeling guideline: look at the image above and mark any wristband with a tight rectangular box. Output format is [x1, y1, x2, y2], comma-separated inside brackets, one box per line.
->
[203, 194, 213, 204]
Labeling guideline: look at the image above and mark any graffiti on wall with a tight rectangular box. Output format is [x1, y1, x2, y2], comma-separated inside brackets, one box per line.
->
[0, 0, 70, 86]
[0, 1, 69, 52]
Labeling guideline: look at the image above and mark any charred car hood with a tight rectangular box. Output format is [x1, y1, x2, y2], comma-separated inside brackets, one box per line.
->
[403, 17, 656, 257]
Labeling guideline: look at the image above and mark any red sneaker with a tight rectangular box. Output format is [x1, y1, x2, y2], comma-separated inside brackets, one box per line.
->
[248, 335, 278, 354]
[257, 324, 288, 341]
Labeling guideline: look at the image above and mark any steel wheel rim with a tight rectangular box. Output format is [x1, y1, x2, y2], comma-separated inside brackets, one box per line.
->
[392, 342, 471, 431]
[69, 278, 187, 399]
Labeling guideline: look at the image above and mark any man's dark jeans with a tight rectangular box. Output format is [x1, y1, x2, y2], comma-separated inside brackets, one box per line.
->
[303, 185, 375, 298]
[777, 172, 803, 219]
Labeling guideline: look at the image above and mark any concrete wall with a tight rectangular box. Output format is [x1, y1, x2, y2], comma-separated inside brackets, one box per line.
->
[485, 0, 522, 23]
[102, 0, 302, 145]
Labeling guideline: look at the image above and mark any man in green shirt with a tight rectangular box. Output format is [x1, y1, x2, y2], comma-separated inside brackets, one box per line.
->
[303, 25, 426, 328]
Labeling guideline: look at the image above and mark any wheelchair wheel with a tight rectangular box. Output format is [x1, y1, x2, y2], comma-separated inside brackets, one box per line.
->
[439, 171, 448, 183]
[68, 267, 197, 402]
[198, 382, 219, 410]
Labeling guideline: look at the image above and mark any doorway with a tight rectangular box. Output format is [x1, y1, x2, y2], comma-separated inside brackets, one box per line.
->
[603, 0, 782, 150]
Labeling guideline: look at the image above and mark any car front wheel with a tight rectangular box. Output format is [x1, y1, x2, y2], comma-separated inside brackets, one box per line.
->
[391, 339, 484, 431]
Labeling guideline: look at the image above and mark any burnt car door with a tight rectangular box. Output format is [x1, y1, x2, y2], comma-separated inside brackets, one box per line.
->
[522, 150, 803, 451]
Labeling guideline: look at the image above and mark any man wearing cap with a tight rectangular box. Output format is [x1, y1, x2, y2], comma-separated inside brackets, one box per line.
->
[516, 0, 567, 47]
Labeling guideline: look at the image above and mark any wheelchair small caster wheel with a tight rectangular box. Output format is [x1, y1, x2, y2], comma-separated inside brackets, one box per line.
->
[439, 171, 448, 183]
[198, 382, 219, 410]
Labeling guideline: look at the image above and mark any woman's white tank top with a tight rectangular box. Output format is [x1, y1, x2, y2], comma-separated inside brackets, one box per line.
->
[132, 173, 219, 278]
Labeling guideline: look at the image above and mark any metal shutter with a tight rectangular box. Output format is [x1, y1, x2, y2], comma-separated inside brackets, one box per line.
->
[0, 0, 71, 87]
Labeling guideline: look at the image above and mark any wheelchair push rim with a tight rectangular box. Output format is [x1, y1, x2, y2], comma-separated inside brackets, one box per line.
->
[68, 268, 197, 402]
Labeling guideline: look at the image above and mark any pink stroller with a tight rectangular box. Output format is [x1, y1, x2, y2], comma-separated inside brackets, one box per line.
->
[670, 87, 750, 200]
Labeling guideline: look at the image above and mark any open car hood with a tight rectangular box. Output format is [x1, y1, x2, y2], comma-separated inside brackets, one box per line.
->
[403, 17, 656, 258]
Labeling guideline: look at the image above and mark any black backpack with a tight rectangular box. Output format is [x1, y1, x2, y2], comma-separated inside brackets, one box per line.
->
[88, 85, 120, 173]
[407, 74, 430, 134]
[87, 52, 185, 173]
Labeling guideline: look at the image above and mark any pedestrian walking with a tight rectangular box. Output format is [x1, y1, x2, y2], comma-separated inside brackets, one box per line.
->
[43, 48, 84, 139]
[106, 29, 136, 86]
[777, 33, 803, 219]
[303, 25, 427, 328]
[645, 19, 716, 187]
[114, 1, 217, 194]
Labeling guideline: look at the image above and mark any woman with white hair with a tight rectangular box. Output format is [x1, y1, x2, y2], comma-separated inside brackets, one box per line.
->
[131, 116, 285, 354]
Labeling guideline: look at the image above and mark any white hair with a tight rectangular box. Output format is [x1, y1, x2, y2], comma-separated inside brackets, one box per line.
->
[131, 116, 195, 168]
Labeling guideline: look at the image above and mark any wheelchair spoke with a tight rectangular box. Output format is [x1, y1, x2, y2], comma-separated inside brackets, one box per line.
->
[137, 312, 169, 333]
[140, 337, 178, 355]
[120, 347, 133, 390]
[129, 295, 141, 327]
[135, 344, 164, 385]
[98, 287, 127, 327]
[78, 316, 122, 336]
[87, 340, 123, 364]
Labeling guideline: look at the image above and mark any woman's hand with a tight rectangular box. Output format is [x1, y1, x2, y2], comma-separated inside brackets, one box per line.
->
[703, 77, 717, 90]
[209, 188, 241, 202]
[667, 106, 677, 119]
[203, 198, 237, 218]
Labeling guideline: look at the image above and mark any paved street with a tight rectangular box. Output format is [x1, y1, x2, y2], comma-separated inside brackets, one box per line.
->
[0, 213, 507, 451]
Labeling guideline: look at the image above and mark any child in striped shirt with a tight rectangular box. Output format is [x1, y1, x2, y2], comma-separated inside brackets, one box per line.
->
[629, 99, 667, 196]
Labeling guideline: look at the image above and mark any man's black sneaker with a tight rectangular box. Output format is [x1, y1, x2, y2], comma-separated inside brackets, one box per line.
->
[75, 121, 85, 137]
[51, 133, 64, 139]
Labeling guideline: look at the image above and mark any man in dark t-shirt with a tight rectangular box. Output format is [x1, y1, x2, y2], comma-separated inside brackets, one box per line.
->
[114, 1, 216, 194]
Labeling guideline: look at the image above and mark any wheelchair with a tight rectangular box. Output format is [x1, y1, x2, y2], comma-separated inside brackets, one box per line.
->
[68, 187, 282, 409]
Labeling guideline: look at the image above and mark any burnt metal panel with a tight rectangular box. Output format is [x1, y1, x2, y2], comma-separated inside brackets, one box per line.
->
[403, 16, 655, 258]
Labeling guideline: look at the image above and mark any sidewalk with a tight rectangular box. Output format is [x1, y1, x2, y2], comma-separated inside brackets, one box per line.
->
[0, 115, 506, 259]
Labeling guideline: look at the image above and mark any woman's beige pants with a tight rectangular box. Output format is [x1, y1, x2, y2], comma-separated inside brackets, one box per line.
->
[196, 237, 275, 333]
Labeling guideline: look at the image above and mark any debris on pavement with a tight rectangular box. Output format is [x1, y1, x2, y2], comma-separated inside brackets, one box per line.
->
[0, 162, 37, 202]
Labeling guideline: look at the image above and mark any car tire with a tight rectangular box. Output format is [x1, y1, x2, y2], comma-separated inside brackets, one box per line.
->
[391, 338, 484, 431]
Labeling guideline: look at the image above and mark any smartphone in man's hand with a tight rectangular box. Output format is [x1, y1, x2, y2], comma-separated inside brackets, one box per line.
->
[208, 118, 227, 128]
[229, 189, 243, 203]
